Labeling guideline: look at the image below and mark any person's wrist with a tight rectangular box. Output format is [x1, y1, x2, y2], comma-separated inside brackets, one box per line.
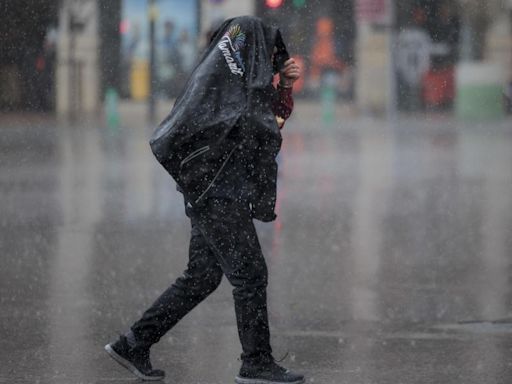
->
[279, 77, 294, 88]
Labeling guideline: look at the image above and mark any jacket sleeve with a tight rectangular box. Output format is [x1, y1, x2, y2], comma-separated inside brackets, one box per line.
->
[271, 84, 294, 128]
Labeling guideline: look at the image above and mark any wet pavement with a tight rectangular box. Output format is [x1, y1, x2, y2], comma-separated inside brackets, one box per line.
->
[2, 108, 512, 383]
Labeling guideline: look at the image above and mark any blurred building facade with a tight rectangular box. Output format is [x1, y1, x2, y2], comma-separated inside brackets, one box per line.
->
[0, 1, 58, 111]
[258, 0, 512, 115]
[257, 0, 356, 100]
[0, 0, 251, 116]
[0, 0, 510, 117]
[355, 0, 512, 115]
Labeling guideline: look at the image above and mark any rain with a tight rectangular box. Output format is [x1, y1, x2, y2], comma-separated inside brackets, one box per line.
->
[1, 0, 512, 383]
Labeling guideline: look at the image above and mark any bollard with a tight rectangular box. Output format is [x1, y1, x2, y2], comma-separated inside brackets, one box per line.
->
[321, 71, 337, 124]
[105, 87, 120, 132]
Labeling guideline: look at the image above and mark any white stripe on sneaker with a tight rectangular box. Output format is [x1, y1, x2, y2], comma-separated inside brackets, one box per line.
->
[234, 375, 305, 384]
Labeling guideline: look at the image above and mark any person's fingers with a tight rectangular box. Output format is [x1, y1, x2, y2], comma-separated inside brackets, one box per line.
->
[285, 66, 299, 73]
[284, 62, 299, 70]
[283, 66, 301, 79]
[280, 58, 301, 82]
[282, 63, 300, 75]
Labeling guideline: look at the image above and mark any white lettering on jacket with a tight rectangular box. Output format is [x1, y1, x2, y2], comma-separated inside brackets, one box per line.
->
[217, 35, 244, 76]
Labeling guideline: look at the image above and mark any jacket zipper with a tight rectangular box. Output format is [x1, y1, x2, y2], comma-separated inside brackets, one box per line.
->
[194, 145, 238, 204]
[180, 145, 210, 168]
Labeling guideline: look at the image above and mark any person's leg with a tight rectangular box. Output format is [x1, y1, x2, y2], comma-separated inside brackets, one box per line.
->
[192, 198, 304, 383]
[192, 198, 272, 364]
[130, 222, 223, 348]
[105, 210, 223, 380]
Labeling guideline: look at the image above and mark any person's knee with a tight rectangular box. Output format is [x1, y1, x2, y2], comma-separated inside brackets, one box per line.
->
[204, 268, 223, 294]
[173, 265, 223, 297]
[254, 262, 268, 288]
[230, 259, 268, 297]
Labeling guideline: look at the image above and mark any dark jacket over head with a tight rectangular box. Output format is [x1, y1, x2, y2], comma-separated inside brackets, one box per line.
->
[150, 16, 289, 221]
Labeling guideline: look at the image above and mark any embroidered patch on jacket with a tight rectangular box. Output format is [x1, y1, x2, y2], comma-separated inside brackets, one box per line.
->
[217, 24, 246, 76]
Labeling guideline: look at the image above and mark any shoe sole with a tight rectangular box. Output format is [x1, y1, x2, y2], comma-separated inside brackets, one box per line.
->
[104, 344, 165, 381]
[235, 375, 305, 384]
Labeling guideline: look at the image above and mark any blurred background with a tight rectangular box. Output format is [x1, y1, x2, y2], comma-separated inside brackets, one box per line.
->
[2, 1, 512, 383]
[1, 0, 511, 119]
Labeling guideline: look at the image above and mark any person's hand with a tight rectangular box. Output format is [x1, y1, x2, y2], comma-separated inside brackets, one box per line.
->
[279, 58, 301, 88]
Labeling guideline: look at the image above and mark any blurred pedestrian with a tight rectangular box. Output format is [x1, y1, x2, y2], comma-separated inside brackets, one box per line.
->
[178, 29, 195, 72]
[105, 16, 303, 384]
[35, 26, 57, 111]
[160, 20, 181, 97]
[173, 29, 196, 92]
[310, 18, 345, 87]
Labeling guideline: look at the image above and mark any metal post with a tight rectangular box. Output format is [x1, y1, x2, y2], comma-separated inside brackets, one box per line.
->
[388, 0, 397, 122]
[148, 0, 157, 123]
[69, 13, 76, 121]
[67, 1, 89, 121]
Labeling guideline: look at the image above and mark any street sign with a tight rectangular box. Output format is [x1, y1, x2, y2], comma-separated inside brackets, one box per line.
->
[356, 0, 390, 24]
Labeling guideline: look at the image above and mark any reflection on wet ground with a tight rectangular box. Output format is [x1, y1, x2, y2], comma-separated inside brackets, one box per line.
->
[1, 112, 512, 383]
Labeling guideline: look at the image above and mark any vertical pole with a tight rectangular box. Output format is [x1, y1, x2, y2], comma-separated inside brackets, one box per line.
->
[388, 0, 397, 122]
[148, 0, 157, 123]
[69, 12, 76, 121]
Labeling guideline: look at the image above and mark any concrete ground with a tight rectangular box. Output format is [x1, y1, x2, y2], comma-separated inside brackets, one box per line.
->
[1, 104, 512, 384]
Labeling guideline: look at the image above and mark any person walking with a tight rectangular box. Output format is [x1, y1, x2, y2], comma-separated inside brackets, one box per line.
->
[105, 16, 303, 384]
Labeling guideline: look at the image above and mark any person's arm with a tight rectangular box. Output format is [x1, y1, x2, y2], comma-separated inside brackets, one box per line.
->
[272, 58, 301, 129]
[272, 85, 294, 127]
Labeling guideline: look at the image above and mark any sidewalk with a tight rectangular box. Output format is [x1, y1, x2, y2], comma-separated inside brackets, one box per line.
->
[116, 98, 512, 135]
[117, 98, 360, 129]
[2, 98, 512, 383]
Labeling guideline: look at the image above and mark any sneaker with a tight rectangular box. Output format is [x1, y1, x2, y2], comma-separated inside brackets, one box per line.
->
[235, 359, 305, 384]
[104, 334, 165, 381]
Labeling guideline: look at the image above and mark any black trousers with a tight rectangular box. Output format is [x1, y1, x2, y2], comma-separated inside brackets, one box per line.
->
[131, 198, 272, 363]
